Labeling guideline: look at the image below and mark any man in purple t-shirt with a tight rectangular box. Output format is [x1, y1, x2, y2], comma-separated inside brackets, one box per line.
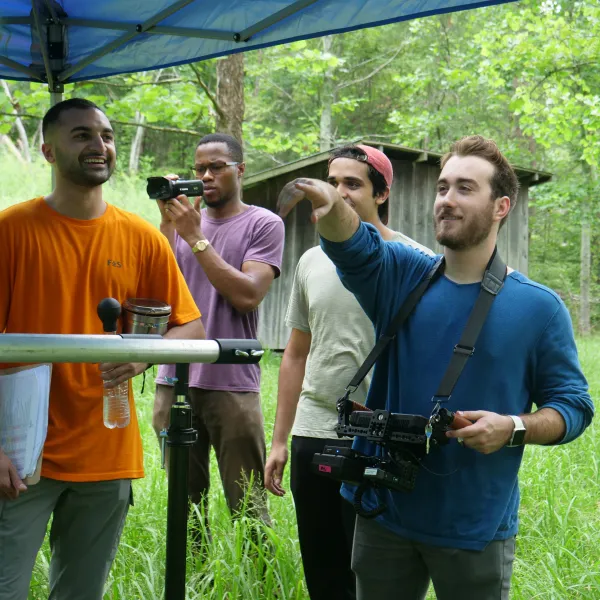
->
[153, 133, 284, 542]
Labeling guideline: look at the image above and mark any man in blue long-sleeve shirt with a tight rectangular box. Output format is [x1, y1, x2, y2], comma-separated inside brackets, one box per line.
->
[283, 135, 594, 600]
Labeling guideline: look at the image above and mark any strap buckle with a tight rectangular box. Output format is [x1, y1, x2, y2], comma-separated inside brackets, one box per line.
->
[453, 344, 474, 357]
[482, 270, 504, 295]
[345, 384, 359, 395]
[430, 395, 450, 417]
[336, 388, 354, 412]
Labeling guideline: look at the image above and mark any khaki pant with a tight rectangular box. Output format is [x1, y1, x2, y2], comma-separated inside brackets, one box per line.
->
[154, 386, 270, 527]
[0, 477, 131, 600]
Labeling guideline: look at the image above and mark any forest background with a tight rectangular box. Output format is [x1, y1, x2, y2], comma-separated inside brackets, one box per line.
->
[0, 0, 598, 332]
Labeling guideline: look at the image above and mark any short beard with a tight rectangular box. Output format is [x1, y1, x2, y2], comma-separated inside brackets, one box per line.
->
[434, 204, 495, 251]
[203, 193, 233, 209]
[55, 150, 115, 188]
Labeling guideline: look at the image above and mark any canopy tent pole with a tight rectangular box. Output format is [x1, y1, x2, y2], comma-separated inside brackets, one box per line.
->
[48, 87, 62, 188]
[32, 0, 67, 185]
[236, 0, 319, 42]
[49, 90, 62, 105]
[63, 17, 234, 41]
[57, 0, 197, 83]
[0, 56, 43, 80]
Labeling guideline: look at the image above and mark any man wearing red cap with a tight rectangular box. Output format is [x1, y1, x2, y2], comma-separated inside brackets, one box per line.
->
[265, 145, 432, 600]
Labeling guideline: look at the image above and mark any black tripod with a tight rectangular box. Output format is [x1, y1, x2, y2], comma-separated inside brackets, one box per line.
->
[165, 362, 197, 600]
[157, 340, 263, 600]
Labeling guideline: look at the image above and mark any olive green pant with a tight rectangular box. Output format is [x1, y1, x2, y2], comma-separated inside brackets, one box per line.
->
[0, 477, 131, 600]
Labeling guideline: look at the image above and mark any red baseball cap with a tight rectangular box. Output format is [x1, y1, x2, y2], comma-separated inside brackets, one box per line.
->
[328, 144, 393, 188]
[356, 144, 393, 188]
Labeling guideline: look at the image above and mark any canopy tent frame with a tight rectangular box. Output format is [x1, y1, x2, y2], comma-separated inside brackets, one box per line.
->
[0, 0, 330, 94]
[0, 1, 518, 94]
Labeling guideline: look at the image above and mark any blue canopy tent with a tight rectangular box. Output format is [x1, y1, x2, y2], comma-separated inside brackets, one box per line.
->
[1, 0, 518, 102]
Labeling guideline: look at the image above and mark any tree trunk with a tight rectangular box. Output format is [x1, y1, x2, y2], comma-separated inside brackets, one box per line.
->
[319, 35, 335, 151]
[216, 53, 245, 144]
[1, 80, 31, 162]
[579, 207, 591, 335]
[31, 120, 43, 155]
[579, 166, 596, 335]
[0, 134, 25, 163]
[129, 111, 145, 173]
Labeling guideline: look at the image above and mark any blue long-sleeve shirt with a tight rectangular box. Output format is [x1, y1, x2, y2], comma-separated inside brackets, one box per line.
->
[321, 222, 594, 550]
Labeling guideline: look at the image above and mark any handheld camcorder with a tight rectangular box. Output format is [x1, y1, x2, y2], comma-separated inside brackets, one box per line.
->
[146, 177, 204, 201]
[312, 396, 470, 511]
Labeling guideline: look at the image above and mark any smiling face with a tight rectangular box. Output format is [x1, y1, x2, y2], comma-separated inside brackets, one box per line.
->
[434, 155, 509, 251]
[42, 108, 116, 187]
[327, 157, 388, 223]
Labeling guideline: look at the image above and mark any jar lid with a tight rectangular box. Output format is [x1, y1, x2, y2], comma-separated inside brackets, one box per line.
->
[123, 298, 172, 316]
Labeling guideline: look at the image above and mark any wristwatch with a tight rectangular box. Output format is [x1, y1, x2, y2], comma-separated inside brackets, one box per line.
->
[506, 415, 527, 447]
[191, 239, 210, 253]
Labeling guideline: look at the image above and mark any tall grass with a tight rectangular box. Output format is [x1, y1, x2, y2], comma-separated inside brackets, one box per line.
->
[26, 343, 599, 599]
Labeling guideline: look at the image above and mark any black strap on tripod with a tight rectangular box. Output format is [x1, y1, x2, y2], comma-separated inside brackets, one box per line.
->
[344, 248, 507, 400]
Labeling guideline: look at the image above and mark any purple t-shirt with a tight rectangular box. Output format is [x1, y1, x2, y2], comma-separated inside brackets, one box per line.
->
[156, 205, 284, 392]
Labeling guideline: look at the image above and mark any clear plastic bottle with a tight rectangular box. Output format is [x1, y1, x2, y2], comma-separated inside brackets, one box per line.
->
[103, 332, 130, 429]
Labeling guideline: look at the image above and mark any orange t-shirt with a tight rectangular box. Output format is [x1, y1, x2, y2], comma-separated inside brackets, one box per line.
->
[0, 198, 201, 482]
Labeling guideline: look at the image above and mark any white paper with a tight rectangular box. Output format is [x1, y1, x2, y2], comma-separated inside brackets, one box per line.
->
[0, 364, 51, 479]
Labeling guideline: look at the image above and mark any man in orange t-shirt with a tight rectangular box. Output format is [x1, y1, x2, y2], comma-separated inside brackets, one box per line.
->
[0, 98, 204, 600]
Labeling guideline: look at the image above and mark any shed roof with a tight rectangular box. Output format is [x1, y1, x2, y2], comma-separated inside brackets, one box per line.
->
[244, 140, 552, 188]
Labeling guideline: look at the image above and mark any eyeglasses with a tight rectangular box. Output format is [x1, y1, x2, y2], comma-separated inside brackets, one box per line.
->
[190, 162, 240, 176]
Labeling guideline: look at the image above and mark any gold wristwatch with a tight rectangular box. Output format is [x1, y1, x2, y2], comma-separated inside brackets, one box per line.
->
[191, 239, 210, 253]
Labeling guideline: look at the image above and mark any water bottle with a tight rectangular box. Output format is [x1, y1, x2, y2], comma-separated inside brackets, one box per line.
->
[102, 346, 131, 429]
[97, 298, 131, 429]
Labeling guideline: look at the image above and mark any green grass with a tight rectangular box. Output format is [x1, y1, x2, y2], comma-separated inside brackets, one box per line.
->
[26, 342, 600, 599]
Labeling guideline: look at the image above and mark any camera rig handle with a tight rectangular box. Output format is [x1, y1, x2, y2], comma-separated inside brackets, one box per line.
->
[336, 393, 472, 447]
[448, 411, 472, 430]
[431, 407, 472, 431]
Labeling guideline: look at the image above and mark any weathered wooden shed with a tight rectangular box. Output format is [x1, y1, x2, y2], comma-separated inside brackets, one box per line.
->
[243, 140, 552, 350]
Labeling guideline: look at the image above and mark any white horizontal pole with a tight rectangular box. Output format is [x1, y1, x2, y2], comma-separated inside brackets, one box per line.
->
[0, 334, 223, 364]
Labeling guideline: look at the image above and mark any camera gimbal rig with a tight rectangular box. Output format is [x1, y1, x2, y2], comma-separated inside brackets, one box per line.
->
[312, 393, 472, 515]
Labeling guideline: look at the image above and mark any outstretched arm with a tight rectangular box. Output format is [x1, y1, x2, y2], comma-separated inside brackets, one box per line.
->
[277, 178, 359, 242]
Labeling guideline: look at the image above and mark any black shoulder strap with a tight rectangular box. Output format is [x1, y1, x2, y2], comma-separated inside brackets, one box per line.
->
[346, 257, 445, 391]
[433, 248, 506, 400]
